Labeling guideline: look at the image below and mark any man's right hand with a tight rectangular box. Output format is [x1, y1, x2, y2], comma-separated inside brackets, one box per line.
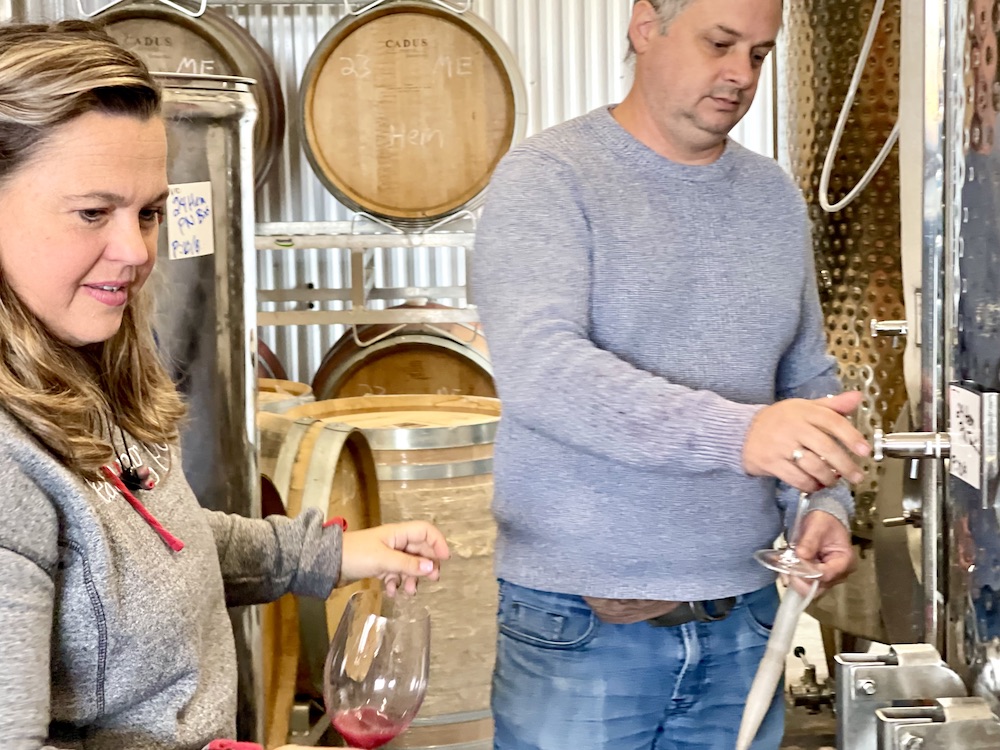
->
[742, 391, 870, 492]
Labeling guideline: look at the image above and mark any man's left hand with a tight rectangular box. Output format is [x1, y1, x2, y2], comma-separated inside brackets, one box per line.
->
[788, 510, 857, 596]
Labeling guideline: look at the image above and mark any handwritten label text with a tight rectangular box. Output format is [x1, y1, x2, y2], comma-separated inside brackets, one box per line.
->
[167, 181, 215, 260]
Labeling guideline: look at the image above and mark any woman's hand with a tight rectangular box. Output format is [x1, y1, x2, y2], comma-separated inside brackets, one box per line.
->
[339, 520, 450, 595]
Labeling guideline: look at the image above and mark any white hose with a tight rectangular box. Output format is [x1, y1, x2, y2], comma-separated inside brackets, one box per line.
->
[735, 580, 821, 750]
[818, 0, 900, 213]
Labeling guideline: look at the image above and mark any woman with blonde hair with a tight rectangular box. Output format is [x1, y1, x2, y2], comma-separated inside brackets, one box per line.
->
[0, 20, 448, 750]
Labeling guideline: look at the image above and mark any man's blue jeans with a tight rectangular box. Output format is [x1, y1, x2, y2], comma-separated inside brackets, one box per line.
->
[491, 580, 783, 750]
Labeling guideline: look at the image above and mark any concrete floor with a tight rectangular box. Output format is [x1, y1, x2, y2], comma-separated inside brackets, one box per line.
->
[783, 706, 836, 750]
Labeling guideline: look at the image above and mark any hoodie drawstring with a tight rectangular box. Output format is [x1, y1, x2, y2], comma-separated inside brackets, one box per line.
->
[101, 465, 185, 552]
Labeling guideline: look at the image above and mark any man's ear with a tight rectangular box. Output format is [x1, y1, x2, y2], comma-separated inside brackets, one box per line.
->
[628, 1, 664, 56]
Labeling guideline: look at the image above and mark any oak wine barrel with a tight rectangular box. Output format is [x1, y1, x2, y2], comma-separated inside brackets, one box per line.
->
[299, 1, 526, 226]
[311, 304, 494, 400]
[257, 339, 288, 381]
[99, 3, 285, 187]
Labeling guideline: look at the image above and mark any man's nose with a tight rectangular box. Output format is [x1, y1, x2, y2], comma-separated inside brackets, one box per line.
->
[725, 53, 755, 90]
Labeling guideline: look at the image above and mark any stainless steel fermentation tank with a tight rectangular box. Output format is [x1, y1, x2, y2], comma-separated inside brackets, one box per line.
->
[156, 75, 262, 742]
[780, 0, 1000, 716]
[779, 0, 909, 648]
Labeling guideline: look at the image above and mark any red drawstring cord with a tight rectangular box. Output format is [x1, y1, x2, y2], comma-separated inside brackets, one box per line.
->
[101, 465, 185, 552]
[323, 516, 348, 531]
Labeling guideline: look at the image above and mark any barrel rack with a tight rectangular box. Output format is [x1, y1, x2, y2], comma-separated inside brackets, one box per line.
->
[255, 213, 481, 328]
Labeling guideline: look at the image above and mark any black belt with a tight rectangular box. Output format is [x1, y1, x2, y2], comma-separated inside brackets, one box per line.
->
[646, 597, 737, 628]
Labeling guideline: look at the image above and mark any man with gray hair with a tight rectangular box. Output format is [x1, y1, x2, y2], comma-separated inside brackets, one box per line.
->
[472, 0, 867, 748]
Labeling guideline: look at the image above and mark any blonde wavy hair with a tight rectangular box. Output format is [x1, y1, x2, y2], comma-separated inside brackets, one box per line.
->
[0, 20, 186, 482]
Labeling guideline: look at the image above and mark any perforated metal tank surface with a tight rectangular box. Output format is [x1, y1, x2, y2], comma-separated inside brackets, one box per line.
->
[777, 0, 907, 641]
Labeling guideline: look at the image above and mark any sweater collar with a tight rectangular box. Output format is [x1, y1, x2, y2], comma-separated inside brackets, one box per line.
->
[588, 104, 742, 183]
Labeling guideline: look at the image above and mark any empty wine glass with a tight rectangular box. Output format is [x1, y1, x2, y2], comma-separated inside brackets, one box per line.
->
[753, 490, 822, 579]
[323, 590, 430, 749]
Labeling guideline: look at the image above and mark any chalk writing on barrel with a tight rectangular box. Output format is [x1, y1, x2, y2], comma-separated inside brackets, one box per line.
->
[434, 55, 473, 78]
[339, 55, 371, 79]
[386, 124, 444, 149]
[176, 57, 216, 75]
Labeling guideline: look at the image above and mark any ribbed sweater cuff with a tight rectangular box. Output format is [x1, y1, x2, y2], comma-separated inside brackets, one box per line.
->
[805, 493, 852, 530]
[692, 398, 766, 473]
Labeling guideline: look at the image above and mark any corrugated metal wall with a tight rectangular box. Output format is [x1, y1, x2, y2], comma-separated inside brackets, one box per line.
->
[26, 0, 775, 381]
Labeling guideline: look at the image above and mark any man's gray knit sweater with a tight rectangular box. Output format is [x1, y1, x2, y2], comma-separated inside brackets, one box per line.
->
[0, 408, 342, 749]
[471, 105, 853, 601]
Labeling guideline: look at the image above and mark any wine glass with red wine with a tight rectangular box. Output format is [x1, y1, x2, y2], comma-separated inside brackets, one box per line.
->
[323, 591, 430, 749]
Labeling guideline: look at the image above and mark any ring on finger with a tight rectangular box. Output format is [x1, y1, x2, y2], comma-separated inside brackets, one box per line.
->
[791, 448, 805, 463]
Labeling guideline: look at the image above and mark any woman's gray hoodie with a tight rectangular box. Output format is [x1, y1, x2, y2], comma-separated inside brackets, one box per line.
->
[0, 408, 342, 749]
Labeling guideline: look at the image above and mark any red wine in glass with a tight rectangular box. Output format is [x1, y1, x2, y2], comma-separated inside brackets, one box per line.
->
[331, 706, 412, 750]
[324, 591, 430, 749]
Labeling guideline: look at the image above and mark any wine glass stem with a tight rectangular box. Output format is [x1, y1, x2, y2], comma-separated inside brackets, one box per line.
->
[786, 491, 811, 551]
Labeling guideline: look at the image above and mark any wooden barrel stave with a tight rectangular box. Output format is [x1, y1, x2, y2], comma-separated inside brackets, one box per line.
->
[288, 393, 501, 423]
[258, 378, 315, 414]
[379, 473, 496, 718]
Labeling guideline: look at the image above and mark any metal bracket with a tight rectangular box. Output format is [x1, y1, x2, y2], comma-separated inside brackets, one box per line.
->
[421, 208, 478, 235]
[78, 0, 128, 16]
[351, 322, 406, 348]
[342, 0, 470, 16]
[81, 0, 207, 18]
[350, 211, 405, 237]
[871, 318, 909, 348]
[835, 644, 967, 750]
[876, 697, 1000, 749]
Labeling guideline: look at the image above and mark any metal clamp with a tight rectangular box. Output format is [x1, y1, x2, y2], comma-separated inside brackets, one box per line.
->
[873, 429, 951, 461]
[876, 697, 1000, 749]
[835, 644, 967, 750]
[870, 319, 909, 337]
[871, 318, 909, 347]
